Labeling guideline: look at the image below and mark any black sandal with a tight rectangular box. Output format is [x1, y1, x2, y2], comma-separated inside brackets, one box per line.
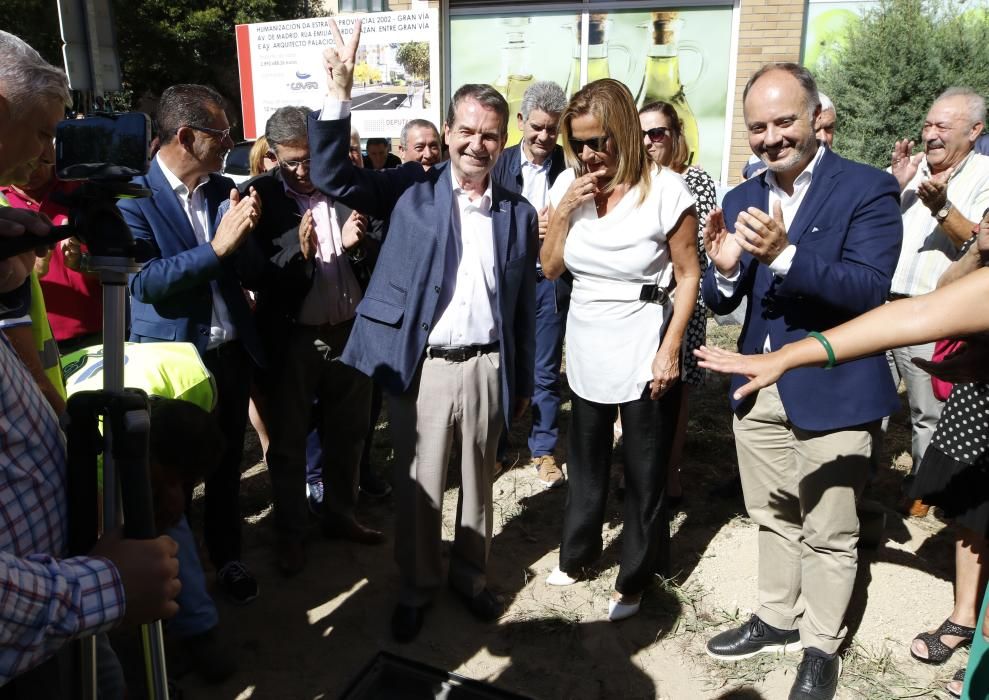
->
[946, 668, 966, 699]
[910, 618, 975, 665]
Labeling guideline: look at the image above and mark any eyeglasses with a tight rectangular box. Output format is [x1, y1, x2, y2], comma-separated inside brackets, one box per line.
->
[568, 135, 609, 154]
[187, 124, 232, 142]
[277, 157, 311, 172]
[642, 127, 671, 143]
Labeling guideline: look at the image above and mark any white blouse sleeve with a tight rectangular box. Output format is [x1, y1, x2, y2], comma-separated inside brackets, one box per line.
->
[658, 170, 696, 235]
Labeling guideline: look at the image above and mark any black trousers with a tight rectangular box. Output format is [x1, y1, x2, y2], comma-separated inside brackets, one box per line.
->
[200, 340, 252, 568]
[560, 382, 680, 596]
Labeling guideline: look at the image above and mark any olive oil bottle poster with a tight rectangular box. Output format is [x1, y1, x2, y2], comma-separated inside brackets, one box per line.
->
[450, 7, 733, 181]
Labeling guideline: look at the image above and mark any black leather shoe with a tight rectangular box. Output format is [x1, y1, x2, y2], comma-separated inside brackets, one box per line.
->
[706, 614, 801, 661]
[454, 588, 504, 623]
[788, 652, 841, 700]
[322, 515, 385, 545]
[391, 603, 426, 643]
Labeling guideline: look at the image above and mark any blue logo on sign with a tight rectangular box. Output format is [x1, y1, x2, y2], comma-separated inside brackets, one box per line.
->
[295, 70, 312, 79]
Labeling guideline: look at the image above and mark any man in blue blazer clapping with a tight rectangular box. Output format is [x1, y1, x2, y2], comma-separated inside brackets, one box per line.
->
[700, 64, 902, 700]
[310, 21, 537, 643]
[119, 84, 264, 606]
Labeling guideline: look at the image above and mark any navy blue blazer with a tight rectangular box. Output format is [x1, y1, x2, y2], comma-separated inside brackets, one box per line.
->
[701, 148, 902, 431]
[119, 157, 263, 365]
[491, 142, 572, 311]
[308, 112, 538, 425]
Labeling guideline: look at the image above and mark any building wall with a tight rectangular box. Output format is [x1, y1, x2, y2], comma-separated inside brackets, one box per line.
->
[728, 0, 807, 183]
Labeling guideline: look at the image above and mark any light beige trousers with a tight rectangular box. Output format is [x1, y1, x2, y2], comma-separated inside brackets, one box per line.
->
[734, 384, 874, 655]
[387, 352, 503, 607]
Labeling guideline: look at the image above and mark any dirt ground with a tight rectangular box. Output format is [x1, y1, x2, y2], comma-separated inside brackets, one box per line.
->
[178, 322, 963, 700]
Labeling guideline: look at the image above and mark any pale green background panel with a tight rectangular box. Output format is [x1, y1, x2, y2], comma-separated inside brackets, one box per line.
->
[451, 7, 733, 181]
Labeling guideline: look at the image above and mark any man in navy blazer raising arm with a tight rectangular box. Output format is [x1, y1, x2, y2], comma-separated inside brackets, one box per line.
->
[700, 64, 902, 700]
[309, 21, 537, 643]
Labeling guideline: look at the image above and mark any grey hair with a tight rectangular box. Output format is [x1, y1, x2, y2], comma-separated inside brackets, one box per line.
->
[818, 92, 835, 116]
[264, 105, 312, 148]
[157, 84, 226, 144]
[400, 119, 439, 148]
[743, 63, 820, 120]
[936, 87, 986, 127]
[519, 81, 567, 121]
[446, 84, 509, 137]
[0, 31, 71, 117]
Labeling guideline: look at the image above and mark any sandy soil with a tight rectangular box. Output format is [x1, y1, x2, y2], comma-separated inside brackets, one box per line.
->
[174, 323, 963, 700]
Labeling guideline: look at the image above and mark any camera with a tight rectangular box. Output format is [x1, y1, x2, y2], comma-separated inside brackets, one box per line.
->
[56, 112, 152, 181]
[0, 111, 153, 261]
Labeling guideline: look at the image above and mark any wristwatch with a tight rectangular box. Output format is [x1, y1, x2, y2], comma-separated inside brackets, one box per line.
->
[935, 200, 953, 224]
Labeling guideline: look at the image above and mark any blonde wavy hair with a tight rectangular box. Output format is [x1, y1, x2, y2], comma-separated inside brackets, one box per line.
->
[560, 79, 651, 203]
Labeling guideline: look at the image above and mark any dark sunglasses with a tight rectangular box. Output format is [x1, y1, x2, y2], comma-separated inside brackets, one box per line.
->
[569, 135, 609, 154]
[642, 127, 671, 143]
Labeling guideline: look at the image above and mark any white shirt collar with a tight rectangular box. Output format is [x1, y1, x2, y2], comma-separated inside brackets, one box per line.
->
[764, 142, 826, 192]
[156, 153, 209, 196]
[450, 167, 492, 211]
[520, 145, 551, 172]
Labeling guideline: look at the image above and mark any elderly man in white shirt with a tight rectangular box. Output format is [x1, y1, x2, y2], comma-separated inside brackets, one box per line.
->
[886, 87, 989, 514]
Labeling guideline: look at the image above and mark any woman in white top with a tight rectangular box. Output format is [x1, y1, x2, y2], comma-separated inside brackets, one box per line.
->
[541, 79, 700, 621]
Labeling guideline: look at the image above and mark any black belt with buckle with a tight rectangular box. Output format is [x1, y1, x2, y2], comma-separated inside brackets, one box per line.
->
[426, 341, 499, 362]
[639, 278, 678, 305]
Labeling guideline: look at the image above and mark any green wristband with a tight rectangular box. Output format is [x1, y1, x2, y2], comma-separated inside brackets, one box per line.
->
[808, 331, 836, 370]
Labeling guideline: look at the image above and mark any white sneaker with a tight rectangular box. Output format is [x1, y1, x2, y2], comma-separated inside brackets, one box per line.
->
[607, 595, 641, 621]
[546, 566, 577, 586]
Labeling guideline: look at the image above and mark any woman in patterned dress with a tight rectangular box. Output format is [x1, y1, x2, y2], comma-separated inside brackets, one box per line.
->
[639, 101, 717, 504]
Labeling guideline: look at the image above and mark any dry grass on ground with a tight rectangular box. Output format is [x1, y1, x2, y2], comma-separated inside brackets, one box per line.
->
[176, 320, 958, 699]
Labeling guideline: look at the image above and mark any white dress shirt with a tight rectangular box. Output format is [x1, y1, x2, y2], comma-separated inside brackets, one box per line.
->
[156, 154, 237, 349]
[427, 168, 500, 347]
[283, 183, 362, 326]
[716, 144, 826, 351]
[890, 151, 989, 296]
[520, 146, 551, 211]
[319, 98, 500, 346]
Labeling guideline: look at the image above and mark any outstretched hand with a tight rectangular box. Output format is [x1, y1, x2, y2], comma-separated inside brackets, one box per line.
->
[323, 19, 363, 100]
[694, 344, 785, 400]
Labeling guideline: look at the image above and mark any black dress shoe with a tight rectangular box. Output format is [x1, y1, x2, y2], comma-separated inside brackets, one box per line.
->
[276, 539, 306, 577]
[454, 588, 504, 623]
[322, 516, 385, 545]
[391, 603, 426, 642]
[788, 652, 841, 700]
[706, 614, 801, 661]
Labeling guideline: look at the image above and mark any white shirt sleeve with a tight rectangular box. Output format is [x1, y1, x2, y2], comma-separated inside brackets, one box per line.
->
[768, 244, 797, 278]
[319, 99, 352, 120]
[715, 264, 741, 297]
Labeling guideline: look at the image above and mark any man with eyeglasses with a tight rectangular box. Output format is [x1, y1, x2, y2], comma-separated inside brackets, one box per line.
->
[235, 105, 384, 576]
[491, 81, 569, 489]
[119, 83, 265, 606]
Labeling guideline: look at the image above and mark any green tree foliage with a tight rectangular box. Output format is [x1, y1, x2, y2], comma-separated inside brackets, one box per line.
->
[354, 62, 381, 85]
[395, 41, 429, 81]
[4, 1, 62, 67]
[817, 0, 989, 168]
[111, 0, 316, 126]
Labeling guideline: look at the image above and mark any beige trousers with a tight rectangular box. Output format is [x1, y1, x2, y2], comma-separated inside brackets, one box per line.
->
[734, 384, 874, 655]
[387, 352, 503, 607]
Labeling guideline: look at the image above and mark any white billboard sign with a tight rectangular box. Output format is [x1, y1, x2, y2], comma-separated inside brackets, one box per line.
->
[235, 10, 440, 140]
